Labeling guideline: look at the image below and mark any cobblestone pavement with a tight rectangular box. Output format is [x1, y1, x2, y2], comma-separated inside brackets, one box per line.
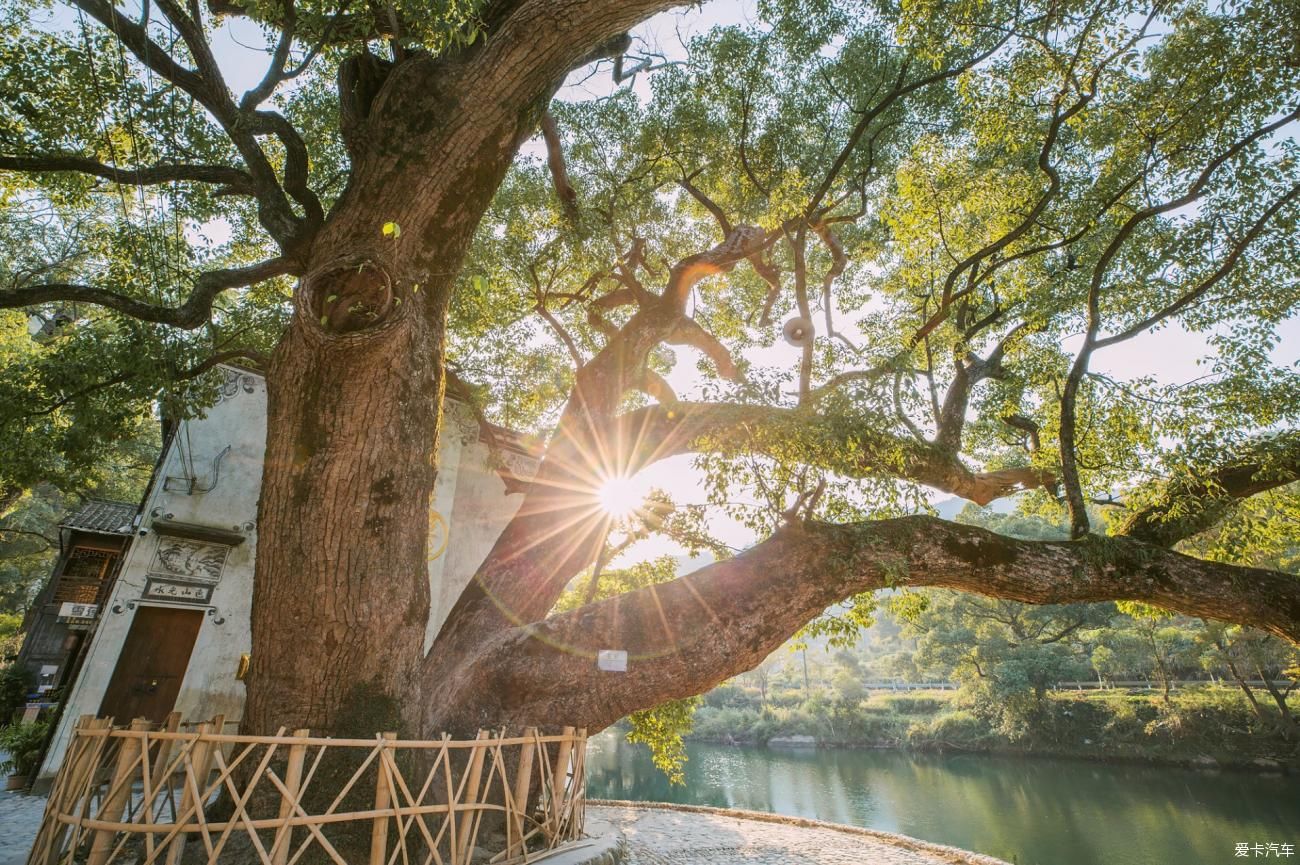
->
[0, 788, 46, 865]
[1, 793, 1010, 865]
[587, 803, 1011, 865]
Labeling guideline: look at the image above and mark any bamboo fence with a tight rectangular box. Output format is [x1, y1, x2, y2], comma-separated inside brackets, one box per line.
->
[25, 715, 588, 865]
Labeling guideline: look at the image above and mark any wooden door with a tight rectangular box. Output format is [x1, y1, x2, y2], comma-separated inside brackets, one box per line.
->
[99, 606, 204, 723]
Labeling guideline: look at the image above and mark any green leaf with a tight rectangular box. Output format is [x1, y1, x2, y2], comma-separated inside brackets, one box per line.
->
[382, 221, 401, 238]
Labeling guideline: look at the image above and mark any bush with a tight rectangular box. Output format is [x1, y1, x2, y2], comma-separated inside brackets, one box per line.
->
[690, 706, 763, 742]
[907, 710, 989, 749]
[875, 695, 946, 715]
[0, 720, 48, 778]
[766, 688, 806, 709]
[703, 683, 756, 710]
[0, 663, 34, 727]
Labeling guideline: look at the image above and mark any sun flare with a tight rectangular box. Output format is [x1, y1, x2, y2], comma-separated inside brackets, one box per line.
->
[597, 473, 650, 520]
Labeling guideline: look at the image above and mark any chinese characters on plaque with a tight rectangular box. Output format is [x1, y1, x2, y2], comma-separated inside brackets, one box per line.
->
[57, 602, 98, 619]
[142, 578, 215, 604]
[56, 602, 99, 625]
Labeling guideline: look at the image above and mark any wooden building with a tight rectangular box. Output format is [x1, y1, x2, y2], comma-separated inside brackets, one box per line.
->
[16, 500, 137, 699]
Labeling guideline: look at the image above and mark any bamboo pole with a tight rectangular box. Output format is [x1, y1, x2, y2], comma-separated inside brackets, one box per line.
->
[440, 734, 459, 865]
[548, 728, 574, 836]
[271, 729, 309, 865]
[70, 717, 116, 860]
[454, 732, 489, 865]
[164, 721, 216, 865]
[139, 721, 158, 863]
[63, 730, 580, 749]
[148, 712, 182, 808]
[206, 714, 227, 775]
[564, 729, 587, 842]
[87, 719, 150, 865]
[505, 727, 537, 860]
[369, 732, 396, 865]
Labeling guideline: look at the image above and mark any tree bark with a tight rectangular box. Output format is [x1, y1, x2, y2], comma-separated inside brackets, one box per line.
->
[244, 267, 448, 736]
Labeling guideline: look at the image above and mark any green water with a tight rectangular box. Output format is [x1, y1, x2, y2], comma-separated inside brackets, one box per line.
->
[585, 729, 1300, 865]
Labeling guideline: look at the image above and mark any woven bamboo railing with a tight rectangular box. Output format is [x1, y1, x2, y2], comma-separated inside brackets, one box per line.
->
[25, 715, 588, 865]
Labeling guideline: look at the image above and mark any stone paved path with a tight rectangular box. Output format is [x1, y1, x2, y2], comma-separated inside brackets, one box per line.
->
[1, 792, 1011, 865]
[0, 788, 45, 865]
[587, 803, 1011, 865]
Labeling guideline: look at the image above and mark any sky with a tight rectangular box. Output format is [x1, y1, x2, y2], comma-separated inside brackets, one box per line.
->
[36, 0, 1300, 568]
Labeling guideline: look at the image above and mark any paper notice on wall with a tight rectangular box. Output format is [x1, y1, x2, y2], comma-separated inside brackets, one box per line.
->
[596, 649, 628, 672]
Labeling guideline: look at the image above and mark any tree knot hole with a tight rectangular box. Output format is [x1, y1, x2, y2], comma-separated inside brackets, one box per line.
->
[309, 259, 396, 335]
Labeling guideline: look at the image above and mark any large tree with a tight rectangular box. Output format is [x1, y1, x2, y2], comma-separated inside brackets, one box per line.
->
[2, 0, 1299, 741]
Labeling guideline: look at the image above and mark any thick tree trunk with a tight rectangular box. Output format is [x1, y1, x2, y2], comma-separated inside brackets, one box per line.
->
[244, 267, 447, 736]
[240, 0, 687, 738]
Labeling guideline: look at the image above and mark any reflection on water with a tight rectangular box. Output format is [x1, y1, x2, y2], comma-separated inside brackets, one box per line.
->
[586, 729, 1300, 865]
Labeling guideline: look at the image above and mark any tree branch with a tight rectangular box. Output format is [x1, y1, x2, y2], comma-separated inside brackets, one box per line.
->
[0, 257, 295, 329]
[663, 225, 768, 309]
[0, 154, 255, 194]
[666, 318, 739, 380]
[1061, 110, 1300, 536]
[540, 110, 580, 225]
[72, 0, 318, 249]
[1093, 182, 1300, 350]
[460, 515, 1300, 729]
[1116, 431, 1300, 547]
[615, 400, 1057, 506]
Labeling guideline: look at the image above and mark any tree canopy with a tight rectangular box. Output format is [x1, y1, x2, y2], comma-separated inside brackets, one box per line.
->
[1, 0, 1299, 742]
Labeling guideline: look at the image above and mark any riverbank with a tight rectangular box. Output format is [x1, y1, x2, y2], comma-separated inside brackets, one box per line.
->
[588, 801, 1012, 865]
[687, 687, 1300, 771]
[586, 728, 1300, 865]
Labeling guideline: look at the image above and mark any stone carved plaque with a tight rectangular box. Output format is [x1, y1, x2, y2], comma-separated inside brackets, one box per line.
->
[214, 368, 258, 404]
[150, 537, 229, 583]
[500, 451, 539, 481]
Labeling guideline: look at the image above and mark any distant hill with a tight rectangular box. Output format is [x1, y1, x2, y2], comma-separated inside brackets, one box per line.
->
[932, 495, 1019, 520]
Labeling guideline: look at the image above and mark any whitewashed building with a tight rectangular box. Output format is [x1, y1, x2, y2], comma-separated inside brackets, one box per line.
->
[36, 365, 537, 785]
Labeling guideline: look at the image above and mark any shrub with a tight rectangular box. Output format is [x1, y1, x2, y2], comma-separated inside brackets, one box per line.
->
[877, 695, 946, 715]
[907, 710, 988, 749]
[690, 706, 762, 742]
[0, 663, 34, 727]
[703, 683, 755, 710]
[0, 720, 49, 778]
[767, 688, 805, 709]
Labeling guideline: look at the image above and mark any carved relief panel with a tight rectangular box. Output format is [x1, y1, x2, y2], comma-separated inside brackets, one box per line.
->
[149, 537, 230, 584]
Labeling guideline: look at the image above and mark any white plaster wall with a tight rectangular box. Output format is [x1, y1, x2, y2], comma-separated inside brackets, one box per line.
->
[40, 370, 268, 778]
[424, 407, 464, 653]
[41, 367, 534, 780]
[430, 428, 533, 643]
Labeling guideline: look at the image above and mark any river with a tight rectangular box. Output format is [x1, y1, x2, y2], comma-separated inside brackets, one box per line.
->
[585, 729, 1300, 865]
